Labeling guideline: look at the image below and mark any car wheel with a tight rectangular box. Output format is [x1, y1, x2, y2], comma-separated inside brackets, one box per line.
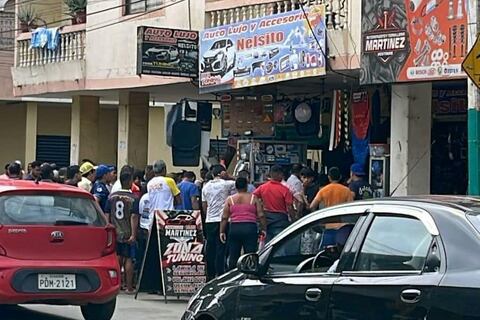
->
[81, 298, 116, 320]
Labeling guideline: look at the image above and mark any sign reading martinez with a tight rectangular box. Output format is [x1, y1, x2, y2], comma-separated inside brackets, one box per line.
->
[137, 27, 199, 78]
[361, 0, 467, 84]
[199, 5, 326, 94]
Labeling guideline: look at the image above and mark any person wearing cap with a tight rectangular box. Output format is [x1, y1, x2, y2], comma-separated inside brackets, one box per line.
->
[78, 162, 96, 192]
[349, 163, 373, 201]
[92, 164, 114, 212]
[310, 167, 354, 210]
[147, 160, 181, 213]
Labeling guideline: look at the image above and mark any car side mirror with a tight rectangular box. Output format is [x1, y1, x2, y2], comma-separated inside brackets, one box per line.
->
[237, 253, 260, 276]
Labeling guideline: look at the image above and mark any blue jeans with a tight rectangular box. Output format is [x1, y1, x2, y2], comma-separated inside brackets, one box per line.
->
[265, 212, 290, 244]
[227, 222, 258, 270]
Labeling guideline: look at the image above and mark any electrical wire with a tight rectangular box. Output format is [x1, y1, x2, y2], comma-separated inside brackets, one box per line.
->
[298, 1, 358, 80]
[0, 0, 185, 52]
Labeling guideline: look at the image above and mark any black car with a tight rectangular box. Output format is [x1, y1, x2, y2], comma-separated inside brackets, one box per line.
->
[183, 196, 480, 320]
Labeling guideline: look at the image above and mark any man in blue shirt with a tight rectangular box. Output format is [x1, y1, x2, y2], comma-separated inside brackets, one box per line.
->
[91, 164, 114, 212]
[176, 171, 200, 210]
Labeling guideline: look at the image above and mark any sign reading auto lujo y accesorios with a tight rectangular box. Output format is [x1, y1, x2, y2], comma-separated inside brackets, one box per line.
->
[361, 0, 467, 84]
[137, 27, 199, 78]
[199, 5, 326, 93]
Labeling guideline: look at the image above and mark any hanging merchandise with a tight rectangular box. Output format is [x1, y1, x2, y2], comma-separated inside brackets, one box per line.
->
[329, 90, 343, 151]
[351, 91, 370, 168]
[294, 100, 320, 136]
[172, 120, 202, 166]
[343, 90, 351, 152]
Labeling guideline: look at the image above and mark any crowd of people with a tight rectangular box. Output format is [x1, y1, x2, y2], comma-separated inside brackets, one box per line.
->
[0, 158, 373, 286]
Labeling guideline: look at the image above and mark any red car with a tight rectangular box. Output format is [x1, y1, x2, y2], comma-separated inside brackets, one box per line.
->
[0, 180, 120, 320]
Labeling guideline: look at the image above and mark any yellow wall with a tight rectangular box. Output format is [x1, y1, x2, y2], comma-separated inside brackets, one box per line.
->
[98, 107, 118, 165]
[37, 104, 71, 136]
[0, 103, 26, 167]
[26, 0, 66, 27]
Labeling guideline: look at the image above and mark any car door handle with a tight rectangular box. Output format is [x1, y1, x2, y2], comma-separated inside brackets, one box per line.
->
[305, 288, 322, 302]
[400, 289, 421, 304]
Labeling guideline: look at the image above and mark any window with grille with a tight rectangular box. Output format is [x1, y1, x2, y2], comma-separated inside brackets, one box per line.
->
[0, 12, 14, 51]
[126, 0, 164, 15]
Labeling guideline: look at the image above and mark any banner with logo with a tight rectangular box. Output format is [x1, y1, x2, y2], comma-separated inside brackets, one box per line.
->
[199, 5, 326, 93]
[361, 0, 467, 84]
[156, 210, 206, 296]
[137, 27, 199, 78]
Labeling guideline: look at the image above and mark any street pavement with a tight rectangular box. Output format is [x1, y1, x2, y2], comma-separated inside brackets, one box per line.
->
[1, 293, 188, 320]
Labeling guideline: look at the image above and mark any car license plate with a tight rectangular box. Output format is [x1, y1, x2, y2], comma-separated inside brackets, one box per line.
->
[38, 274, 76, 290]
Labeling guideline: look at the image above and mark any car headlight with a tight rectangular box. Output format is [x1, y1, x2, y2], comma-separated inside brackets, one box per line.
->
[186, 289, 202, 311]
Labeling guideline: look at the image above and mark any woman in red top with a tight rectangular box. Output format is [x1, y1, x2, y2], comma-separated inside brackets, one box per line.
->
[220, 177, 267, 270]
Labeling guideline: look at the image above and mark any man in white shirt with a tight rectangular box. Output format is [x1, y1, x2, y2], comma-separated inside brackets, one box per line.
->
[286, 164, 305, 217]
[202, 165, 236, 280]
[147, 160, 181, 213]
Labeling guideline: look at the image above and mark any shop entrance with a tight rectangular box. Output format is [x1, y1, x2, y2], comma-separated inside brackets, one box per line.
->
[430, 81, 467, 195]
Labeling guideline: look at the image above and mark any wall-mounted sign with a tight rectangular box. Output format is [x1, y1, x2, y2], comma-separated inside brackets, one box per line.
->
[361, 0, 467, 84]
[199, 5, 326, 93]
[137, 27, 199, 78]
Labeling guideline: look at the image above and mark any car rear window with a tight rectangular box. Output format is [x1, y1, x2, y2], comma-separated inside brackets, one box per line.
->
[0, 194, 106, 226]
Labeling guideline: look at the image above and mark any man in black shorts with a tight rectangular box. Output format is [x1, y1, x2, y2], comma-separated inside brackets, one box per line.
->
[105, 171, 140, 294]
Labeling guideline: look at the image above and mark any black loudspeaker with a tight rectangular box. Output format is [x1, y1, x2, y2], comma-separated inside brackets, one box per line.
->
[166, 103, 183, 147]
[172, 120, 201, 167]
[197, 102, 213, 131]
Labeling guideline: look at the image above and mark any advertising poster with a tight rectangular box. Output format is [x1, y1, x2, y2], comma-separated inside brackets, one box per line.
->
[137, 27, 199, 78]
[199, 5, 326, 93]
[156, 210, 206, 296]
[361, 0, 467, 84]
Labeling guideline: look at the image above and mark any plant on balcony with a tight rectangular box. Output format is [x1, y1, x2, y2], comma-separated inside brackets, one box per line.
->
[64, 0, 87, 25]
[17, 6, 39, 32]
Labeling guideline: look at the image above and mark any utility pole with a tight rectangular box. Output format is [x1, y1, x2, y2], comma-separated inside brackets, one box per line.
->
[468, 0, 480, 195]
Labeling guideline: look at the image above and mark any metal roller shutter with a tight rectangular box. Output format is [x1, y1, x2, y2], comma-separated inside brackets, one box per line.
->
[36, 135, 71, 167]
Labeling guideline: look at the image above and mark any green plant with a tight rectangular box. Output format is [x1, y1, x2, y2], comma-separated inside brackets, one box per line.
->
[64, 0, 87, 15]
[17, 5, 39, 25]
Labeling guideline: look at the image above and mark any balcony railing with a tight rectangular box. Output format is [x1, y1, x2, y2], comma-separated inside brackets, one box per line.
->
[206, 0, 348, 30]
[16, 26, 86, 67]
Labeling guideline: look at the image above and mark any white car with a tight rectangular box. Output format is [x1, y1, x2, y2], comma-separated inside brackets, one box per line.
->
[144, 45, 179, 62]
[201, 39, 236, 76]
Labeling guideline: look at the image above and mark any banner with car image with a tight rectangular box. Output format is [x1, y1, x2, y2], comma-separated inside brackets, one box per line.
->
[361, 0, 467, 84]
[199, 5, 326, 93]
[156, 210, 206, 296]
[137, 26, 199, 78]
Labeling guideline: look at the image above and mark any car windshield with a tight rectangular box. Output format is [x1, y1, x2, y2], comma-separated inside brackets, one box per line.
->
[211, 40, 226, 50]
[0, 194, 105, 226]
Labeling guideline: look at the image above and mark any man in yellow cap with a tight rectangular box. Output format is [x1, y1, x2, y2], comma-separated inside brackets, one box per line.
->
[78, 162, 96, 192]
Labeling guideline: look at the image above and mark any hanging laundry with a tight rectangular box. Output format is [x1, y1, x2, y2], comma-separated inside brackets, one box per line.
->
[31, 27, 49, 48]
[47, 27, 60, 51]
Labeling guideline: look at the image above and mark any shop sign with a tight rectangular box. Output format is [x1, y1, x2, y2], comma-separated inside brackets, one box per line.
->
[199, 5, 326, 93]
[137, 27, 199, 78]
[156, 210, 206, 296]
[361, 0, 467, 85]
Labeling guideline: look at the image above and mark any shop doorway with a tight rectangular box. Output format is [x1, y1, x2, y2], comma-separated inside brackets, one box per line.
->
[430, 81, 467, 195]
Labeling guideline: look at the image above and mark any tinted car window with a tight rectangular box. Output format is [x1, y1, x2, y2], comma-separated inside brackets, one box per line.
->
[355, 216, 432, 271]
[0, 194, 105, 226]
[266, 214, 362, 275]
